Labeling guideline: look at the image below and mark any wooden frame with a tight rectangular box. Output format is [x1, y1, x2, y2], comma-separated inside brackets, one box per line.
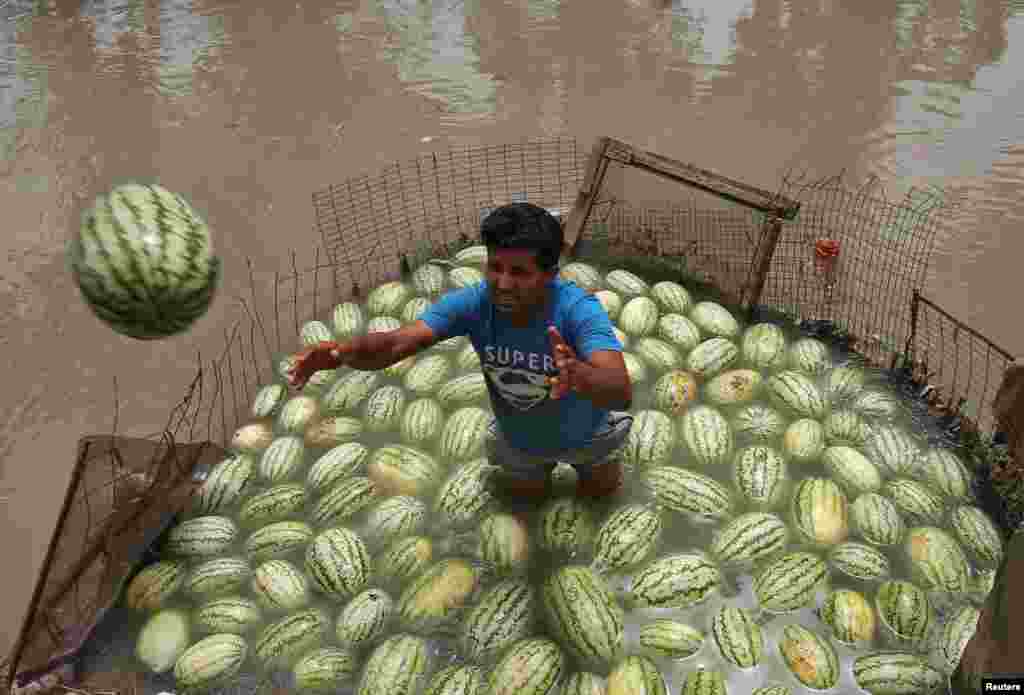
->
[560, 136, 802, 311]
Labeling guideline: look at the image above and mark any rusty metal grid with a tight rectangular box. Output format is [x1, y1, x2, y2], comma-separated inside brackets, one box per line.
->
[903, 290, 1017, 436]
[8, 136, 1016, 692]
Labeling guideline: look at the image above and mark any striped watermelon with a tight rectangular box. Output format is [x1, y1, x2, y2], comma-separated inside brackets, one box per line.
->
[591, 503, 663, 574]
[193, 595, 263, 635]
[732, 445, 789, 510]
[433, 458, 498, 530]
[335, 588, 394, 649]
[822, 445, 882, 495]
[367, 315, 402, 334]
[850, 492, 906, 547]
[322, 370, 381, 414]
[404, 354, 453, 395]
[184, 557, 251, 599]
[678, 405, 734, 467]
[367, 280, 412, 317]
[782, 418, 826, 463]
[852, 652, 945, 695]
[309, 476, 379, 527]
[397, 558, 481, 634]
[766, 370, 827, 419]
[619, 409, 675, 469]
[817, 588, 876, 644]
[457, 578, 538, 663]
[751, 686, 792, 695]
[305, 415, 364, 449]
[374, 535, 434, 589]
[486, 638, 566, 695]
[644, 465, 735, 523]
[606, 269, 650, 296]
[411, 263, 447, 296]
[455, 245, 488, 267]
[917, 447, 973, 501]
[949, 505, 1004, 568]
[400, 397, 446, 446]
[124, 560, 186, 612]
[173, 634, 247, 692]
[424, 665, 487, 695]
[606, 656, 666, 695]
[689, 301, 740, 339]
[683, 338, 738, 378]
[193, 455, 255, 515]
[829, 541, 891, 581]
[680, 669, 726, 695]
[657, 314, 702, 353]
[875, 579, 933, 645]
[884, 478, 945, 525]
[438, 406, 492, 462]
[753, 551, 828, 613]
[69, 183, 220, 339]
[561, 262, 605, 291]
[305, 526, 372, 601]
[937, 604, 981, 674]
[166, 515, 238, 558]
[710, 512, 789, 567]
[542, 565, 625, 670]
[251, 558, 310, 613]
[623, 352, 648, 384]
[651, 281, 692, 314]
[536, 496, 596, 559]
[620, 297, 660, 337]
[787, 337, 831, 373]
[863, 425, 919, 476]
[634, 337, 682, 371]
[306, 442, 370, 494]
[456, 341, 482, 372]
[638, 619, 704, 660]
[625, 552, 721, 609]
[731, 404, 787, 442]
[791, 477, 849, 547]
[650, 370, 700, 416]
[823, 409, 870, 447]
[258, 435, 306, 484]
[711, 606, 763, 668]
[562, 672, 607, 695]
[363, 385, 406, 432]
[903, 526, 970, 594]
[367, 444, 444, 498]
[230, 422, 274, 454]
[252, 383, 287, 418]
[237, 483, 308, 528]
[333, 302, 366, 339]
[361, 496, 428, 549]
[472, 512, 531, 576]
[437, 373, 488, 409]
[244, 520, 314, 562]
[826, 364, 867, 403]
[741, 323, 788, 369]
[356, 633, 432, 695]
[292, 647, 358, 694]
[777, 625, 839, 690]
[449, 266, 484, 289]
[300, 320, 333, 347]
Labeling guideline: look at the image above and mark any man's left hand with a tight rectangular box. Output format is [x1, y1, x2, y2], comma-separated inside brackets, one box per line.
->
[547, 325, 587, 400]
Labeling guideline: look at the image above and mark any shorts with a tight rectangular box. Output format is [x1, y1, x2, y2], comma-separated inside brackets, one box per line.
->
[485, 411, 634, 482]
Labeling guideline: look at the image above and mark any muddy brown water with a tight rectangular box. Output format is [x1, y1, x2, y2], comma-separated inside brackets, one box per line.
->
[1, 0, 1023, 664]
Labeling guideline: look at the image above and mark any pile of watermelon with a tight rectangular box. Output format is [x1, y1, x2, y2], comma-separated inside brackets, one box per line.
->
[123, 247, 998, 695]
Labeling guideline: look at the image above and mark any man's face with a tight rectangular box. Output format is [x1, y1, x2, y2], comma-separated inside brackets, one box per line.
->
[485, 247, 557, 314]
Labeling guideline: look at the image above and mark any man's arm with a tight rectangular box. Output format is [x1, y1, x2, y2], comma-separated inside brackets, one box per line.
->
[574, 349, 632, 410]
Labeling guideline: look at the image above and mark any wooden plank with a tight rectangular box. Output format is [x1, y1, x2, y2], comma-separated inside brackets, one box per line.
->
[606, 137, 801, 220]
[562, 137, 613, 256]
[742, 217, 784, 312]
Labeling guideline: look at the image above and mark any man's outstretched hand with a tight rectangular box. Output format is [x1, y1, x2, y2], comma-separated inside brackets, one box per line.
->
[547, 325, 582, 400]
[286, 341, 345, 390]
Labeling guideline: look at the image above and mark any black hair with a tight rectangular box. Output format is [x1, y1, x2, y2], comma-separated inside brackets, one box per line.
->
[479, 203, 563, 271]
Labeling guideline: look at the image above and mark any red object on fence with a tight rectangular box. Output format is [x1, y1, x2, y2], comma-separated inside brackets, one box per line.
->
[814, 239, 840, 277]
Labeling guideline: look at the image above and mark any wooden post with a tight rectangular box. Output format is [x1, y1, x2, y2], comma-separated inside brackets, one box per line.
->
[559, 136, 801, 277]
[742, 215, 783, 314]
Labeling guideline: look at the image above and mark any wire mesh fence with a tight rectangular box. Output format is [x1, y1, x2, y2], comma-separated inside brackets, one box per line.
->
[6, 136, 1019, 692]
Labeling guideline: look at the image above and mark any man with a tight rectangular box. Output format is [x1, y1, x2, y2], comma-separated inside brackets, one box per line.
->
[286, 202, 634, 500]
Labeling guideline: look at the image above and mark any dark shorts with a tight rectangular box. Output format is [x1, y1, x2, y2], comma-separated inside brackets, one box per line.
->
[485, 411, 634, 482]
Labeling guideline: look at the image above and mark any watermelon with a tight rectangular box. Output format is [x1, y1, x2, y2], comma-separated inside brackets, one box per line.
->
[254, 608, 330, 669]
[486, 638, 566, 695]
[777, 625, 839, 690]
[136, 609, 190, 673]
[591, 503, 663, 574]
[875, 579, 933, 645]
[193, 595, 263, 635]
[335, 588, 394, 649]
[710, 512, 789, 567]
[638, 619, 704, 660]
[69, 183, 220, 339]
[250, 558, 310, 613]
[741, 323, 788, 369]
[292, 647, 358, 694]
[458, 578, 538, 663]
[606, 656, 666, 695]
[710, 606, 764, 668]
[397, 558, 481, 634]
[754, 552, 828, 613]
[852, 652, 945, 695]
[817, 588, 876, 644]
[124, 560, 186, 612]
[625, 552, 721, 609]
[173, 634, 246, 691]
[356, 634, 432, 695]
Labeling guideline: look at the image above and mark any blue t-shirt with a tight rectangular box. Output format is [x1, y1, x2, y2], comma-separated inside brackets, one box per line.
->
[419, 278, 623, 456]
